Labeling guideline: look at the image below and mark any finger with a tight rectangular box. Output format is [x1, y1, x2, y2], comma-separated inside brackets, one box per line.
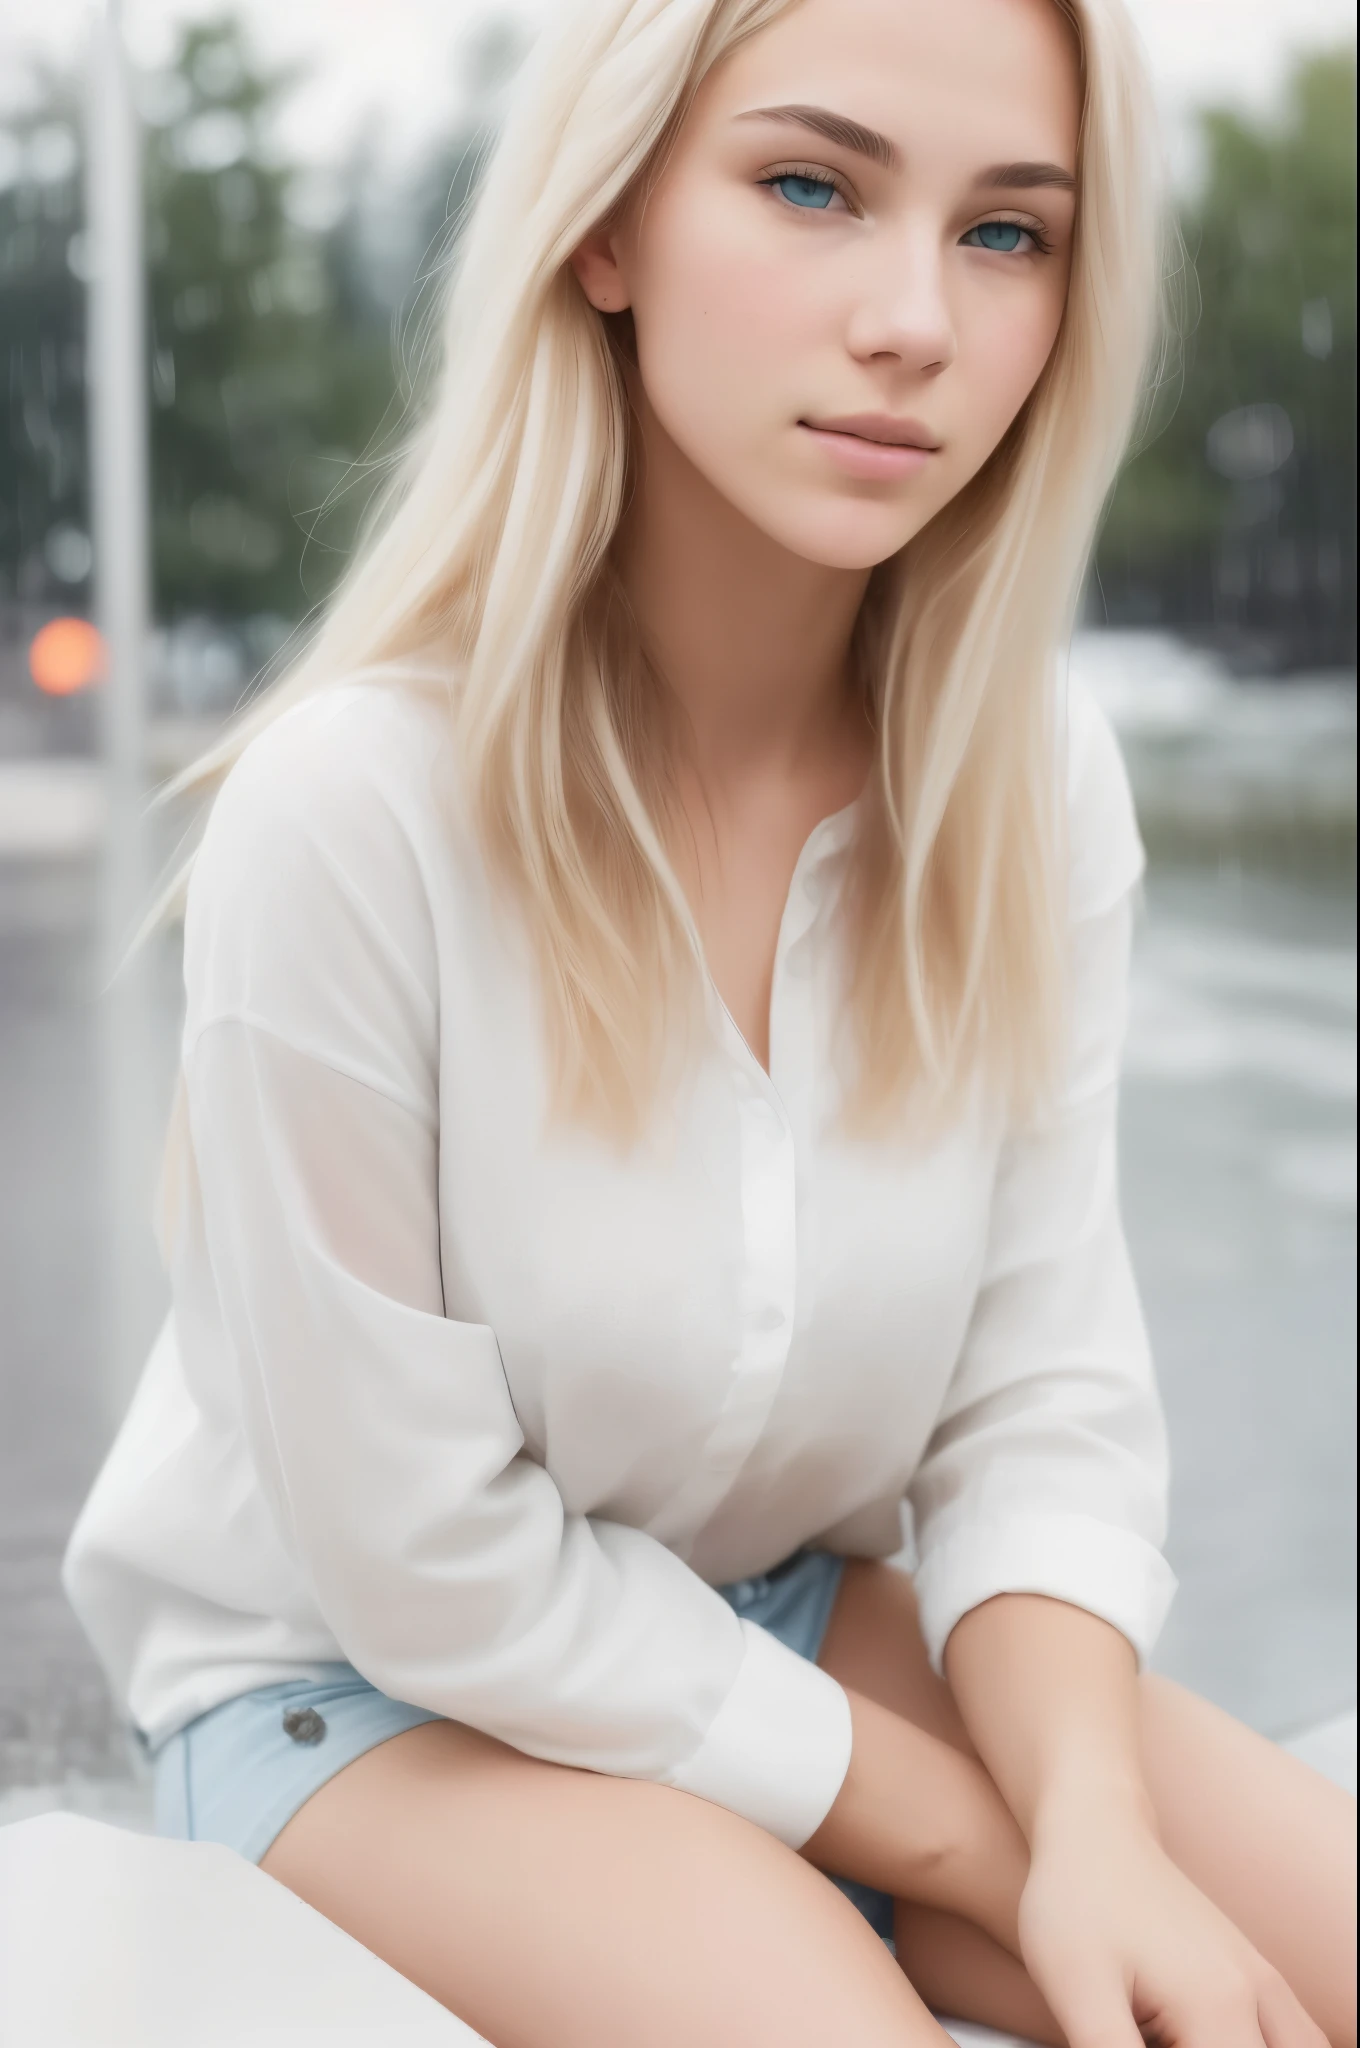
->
[1039, 1966, 1144, 2048]
[1171, 1992, 1268, 2048]
[1256, 1973, 1331, 2048]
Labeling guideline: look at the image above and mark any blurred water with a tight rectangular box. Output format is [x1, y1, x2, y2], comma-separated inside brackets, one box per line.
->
[0, 634, 1355, 1808]
[1122, 863, 1355, 1730]
[1072, 630, 1357, 854]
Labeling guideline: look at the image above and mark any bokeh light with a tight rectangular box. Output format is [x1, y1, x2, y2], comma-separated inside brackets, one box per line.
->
[28, 617, 106, 696]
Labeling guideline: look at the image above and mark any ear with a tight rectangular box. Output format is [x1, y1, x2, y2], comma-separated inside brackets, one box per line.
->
[570, 229, 631, 314]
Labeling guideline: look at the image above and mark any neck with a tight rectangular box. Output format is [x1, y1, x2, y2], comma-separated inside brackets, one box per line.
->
[615, 383, 870, 784]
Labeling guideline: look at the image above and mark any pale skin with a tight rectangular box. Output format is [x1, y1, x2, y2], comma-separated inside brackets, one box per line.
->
[260, 0, 1358, 2042]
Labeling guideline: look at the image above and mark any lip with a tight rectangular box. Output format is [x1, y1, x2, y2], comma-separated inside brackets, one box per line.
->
[809, 414, 941, 448]
[799, 413, 941, 481]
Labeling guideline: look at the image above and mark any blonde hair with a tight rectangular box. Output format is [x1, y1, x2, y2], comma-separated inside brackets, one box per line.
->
[169, 0, 1169, 1143]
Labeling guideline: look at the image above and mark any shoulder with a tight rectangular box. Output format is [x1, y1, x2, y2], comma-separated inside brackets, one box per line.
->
[185, 677, 462, 1036]
[191, 674, 471, 916]
[1063, 666, 1144, 925]
[201, 677, 452, 861]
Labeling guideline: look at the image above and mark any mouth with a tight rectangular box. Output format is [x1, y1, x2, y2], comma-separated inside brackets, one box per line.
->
[802, 414, 942, 451]
[797, 414, 942, 482]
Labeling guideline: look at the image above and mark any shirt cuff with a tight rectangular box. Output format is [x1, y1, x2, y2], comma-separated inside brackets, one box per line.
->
[914, 1512, 1178, 1675]
[664, 1617, 853, 1849]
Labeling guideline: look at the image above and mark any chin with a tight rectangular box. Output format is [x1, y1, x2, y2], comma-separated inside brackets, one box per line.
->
[757, 498, 926, 572]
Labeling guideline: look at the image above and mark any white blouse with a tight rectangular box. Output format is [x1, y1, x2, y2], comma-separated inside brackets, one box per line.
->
[64, 672, 1175, 1852]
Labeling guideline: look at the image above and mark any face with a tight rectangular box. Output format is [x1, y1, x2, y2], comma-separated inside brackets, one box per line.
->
[572, 0, 1080, 570]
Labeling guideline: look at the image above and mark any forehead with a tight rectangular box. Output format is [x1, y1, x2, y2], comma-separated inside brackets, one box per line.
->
[700, 0, 1081, 170]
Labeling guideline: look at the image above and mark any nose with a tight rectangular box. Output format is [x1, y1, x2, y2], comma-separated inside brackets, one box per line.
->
[844, 224, 957, 376]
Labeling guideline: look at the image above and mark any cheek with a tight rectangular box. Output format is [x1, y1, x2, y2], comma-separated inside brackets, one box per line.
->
[956, 273, 1068, 450]
[629, 200, 810, 456]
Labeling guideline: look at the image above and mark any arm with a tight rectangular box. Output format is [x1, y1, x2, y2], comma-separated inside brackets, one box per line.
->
[897, 698, 1323, 2043]
[946, 1591, 1150, 1843]
[806, 707, 1164, 1956]
[801, 1685, 1030, 1957]
[906, 882, 1177, 1685]
[175, 698, 850, 1851]
[947, 1593, 1325, 2048]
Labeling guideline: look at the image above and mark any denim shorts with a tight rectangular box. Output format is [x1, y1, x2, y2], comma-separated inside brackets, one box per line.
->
[152, 1548, 895, 1942]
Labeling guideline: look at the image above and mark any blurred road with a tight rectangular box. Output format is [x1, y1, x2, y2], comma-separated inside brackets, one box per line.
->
[1, 823, 1355, 1808]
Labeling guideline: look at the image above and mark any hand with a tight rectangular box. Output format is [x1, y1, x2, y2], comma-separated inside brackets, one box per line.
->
[1018, 1813, 1328, 2048]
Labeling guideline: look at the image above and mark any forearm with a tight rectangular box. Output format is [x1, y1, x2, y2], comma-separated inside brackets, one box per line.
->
[800, 1685, 1028, 1954]
[944, 1592, 1157, 1847]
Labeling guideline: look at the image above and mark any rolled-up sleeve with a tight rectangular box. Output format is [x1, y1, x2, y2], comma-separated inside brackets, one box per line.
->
[179, 720, 850, 1851]
[908, 692, 1177, 1673]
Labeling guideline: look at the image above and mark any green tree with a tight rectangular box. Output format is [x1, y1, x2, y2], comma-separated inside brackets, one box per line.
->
[0, 15, 400, 631]
[143, 16, 395, 623]
[0, 75, 88, 603]
[1098, 49, 1357, 667]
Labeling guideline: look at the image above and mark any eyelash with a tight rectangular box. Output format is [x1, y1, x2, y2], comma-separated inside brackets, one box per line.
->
[963, 216, 1054, 256]
[759, 163, 856, 212]
[758, 165, 1054, 255]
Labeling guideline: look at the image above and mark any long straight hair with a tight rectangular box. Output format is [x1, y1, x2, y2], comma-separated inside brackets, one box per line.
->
[165, 0, 1169, 1144]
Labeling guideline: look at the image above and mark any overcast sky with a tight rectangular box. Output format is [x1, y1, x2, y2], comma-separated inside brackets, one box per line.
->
[2, 0, 1355, 177]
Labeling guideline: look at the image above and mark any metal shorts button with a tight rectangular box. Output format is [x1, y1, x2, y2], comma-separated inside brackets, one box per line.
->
[725, 1576, 760, 1612]
[282, 1706, 327, 1745]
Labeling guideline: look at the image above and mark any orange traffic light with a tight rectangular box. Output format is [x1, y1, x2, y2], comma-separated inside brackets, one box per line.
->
[29, 617, 107, 697]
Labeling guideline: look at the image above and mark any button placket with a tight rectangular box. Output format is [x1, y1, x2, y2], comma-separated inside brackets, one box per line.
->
[646, 1044, 799, 1551]
[646, 808, 851, 1553]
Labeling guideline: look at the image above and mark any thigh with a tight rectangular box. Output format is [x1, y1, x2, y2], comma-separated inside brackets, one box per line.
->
[260, 1715, 950, 2048]
[818, 1561, 1357, 2048]
[816, 1557, 975, 1751]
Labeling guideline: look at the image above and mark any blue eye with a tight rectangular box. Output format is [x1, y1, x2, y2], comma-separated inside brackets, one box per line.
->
[963, 220, 1032, 253]
[771, 174, 836, 210]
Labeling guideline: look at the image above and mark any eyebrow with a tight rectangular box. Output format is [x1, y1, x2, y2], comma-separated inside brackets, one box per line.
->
[737, 106, 1076, 194]
[977, 161, 1076, 192]
[738, 104, 898, 171]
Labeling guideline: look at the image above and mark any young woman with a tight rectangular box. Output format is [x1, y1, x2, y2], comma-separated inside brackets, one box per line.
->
[64, 0, 1355, 2042]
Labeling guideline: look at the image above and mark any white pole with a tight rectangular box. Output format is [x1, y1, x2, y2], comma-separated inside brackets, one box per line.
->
[86, 0, 163, 1424]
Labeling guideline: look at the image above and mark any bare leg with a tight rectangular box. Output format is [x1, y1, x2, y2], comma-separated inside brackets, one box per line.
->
[817, 1560, 1358, 2048]
[261, 1713, 948, 2048]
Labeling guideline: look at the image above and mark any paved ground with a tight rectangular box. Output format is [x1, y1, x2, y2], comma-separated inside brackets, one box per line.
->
[1, 838, 1355, 1809]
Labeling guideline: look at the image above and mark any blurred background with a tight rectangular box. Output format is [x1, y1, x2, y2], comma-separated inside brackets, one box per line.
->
[0, 0, 1355, 1823]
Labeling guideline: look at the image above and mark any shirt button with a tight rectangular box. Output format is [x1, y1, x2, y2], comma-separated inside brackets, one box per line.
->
[282, 1706, 327, 1745]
